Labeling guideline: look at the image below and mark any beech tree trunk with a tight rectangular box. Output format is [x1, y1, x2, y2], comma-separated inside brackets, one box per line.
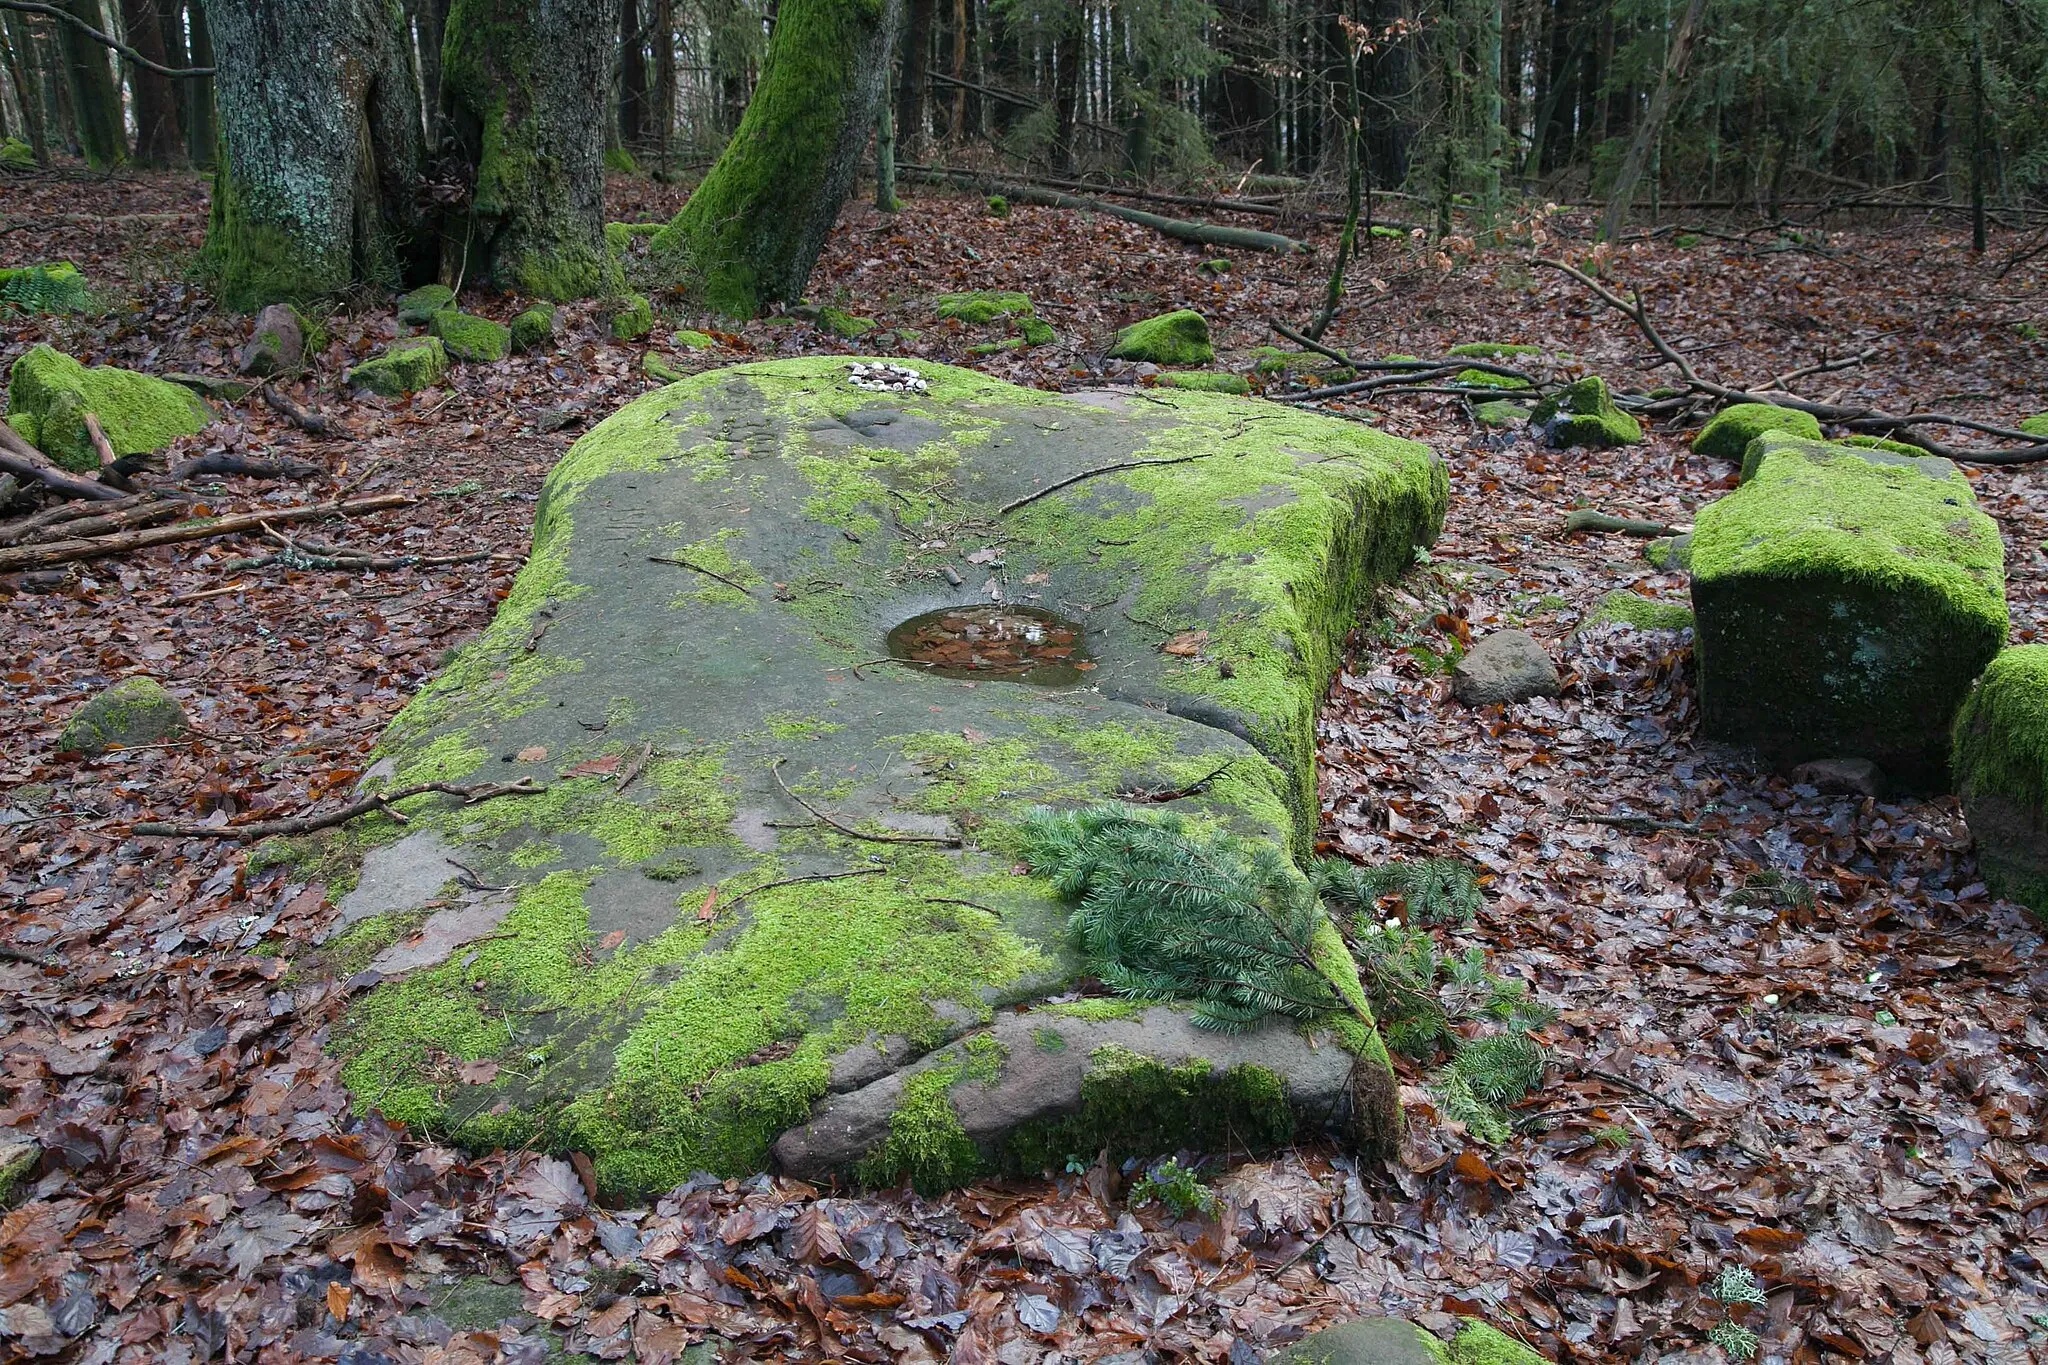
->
[204, 0, 426, 308]
[617, 0, 644, 146]
[1597, 0, 1706, 240]
[440, 0, 622, 298]
[58, 0, 124, 168]
[118, 0, 182, 165]
[649, 0, 904, 317]
[0, 13, 50, 163]
[895, 0, 931, 153]
[181, 0, 213, 166]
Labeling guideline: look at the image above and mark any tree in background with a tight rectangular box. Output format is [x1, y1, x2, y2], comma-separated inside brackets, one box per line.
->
[56, 0, 123, 168]
[648, 0, 904, 317]
[117, 0, 182, 165]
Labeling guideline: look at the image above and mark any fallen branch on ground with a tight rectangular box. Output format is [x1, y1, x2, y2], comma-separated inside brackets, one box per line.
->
[1535, 257, 2048, 465]
[0, 493, 415, 572]
[259, 382, 332, 437]
[226, 527, 491, 573]
[1267, 319, 1542, 403]
[0, 423, 126, 502]
[131, 778, 544, 840]
[170, 452, 322, 482]
[1564, 510, 1678, 537]
[0, 492, 191, 547]
[905, 167, 1308, 254]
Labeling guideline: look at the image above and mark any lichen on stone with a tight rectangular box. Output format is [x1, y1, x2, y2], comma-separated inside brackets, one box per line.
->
[57, 676, 188, 755]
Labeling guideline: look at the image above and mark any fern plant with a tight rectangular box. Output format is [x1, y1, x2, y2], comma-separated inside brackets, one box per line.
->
[1, 265, 91, 315]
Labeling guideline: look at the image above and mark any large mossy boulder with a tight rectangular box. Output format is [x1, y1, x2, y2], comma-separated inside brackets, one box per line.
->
[346, 337, 449, 396]
[1952, 645, 2048, 919]
[396, 283, 456, 325]
[4, 344, 212, 472]
[1532, 376, 1640, 448]
[1109, 309, 1214, 366]
[301, 358, 1445, 1199]
[1692, 438, 2007, 789]
[1692, 401, 1823, 460]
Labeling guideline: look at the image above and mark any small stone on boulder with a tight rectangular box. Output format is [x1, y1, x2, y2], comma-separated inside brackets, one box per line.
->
[237, 302, 309, 377]
[1691, 402, 1823, 461]
[428, 309, 511, 363]
[1533, 376, 1640, 448]
[347, 337, 449, 396]
[1788, 757, 1886, 798]
[1109, 309, 1214, 366]
[396, 283, 456, 325]
[58, 676, 188, 755]
[1453, 630, 1560, 705]
[1952, 644, 2048, 918]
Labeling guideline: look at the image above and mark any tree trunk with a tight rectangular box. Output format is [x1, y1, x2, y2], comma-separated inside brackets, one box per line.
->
[1051, 3, 1080, 172]
[618, 0, 644, 147]
[948, 0, 965, 137]
[1597, 0, 1705, 239]
[182, 0, 213, 166]
[652, 0, 674, 168]
[58, 0, 124, 168]
[118, 0, 182, 165]
[895, 0, 930, 153]
[0, 13, 50, 163]
[441, 0, 624, 299]
[407, 0, 447, 134]
[874, 93, 897, 211]
[650, 0, 904, 317]
[204, 0, 426, 308]
[1968, 0, 1987, 253]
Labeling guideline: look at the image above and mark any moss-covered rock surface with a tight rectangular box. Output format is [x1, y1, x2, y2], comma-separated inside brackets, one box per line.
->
[428, 309, 511, 363]
[1692, 401, 1823, 460]
[1952, 645, 2048, 918]
[1692, 437, 2007, 788]
[4, 343, 213, 472]
[58, 676, 189, 755]
[396, 284, 456, 325]
[1109, 309, 1214, 366]
[347, 337, 449, 396]
[315, 357, 1444, 1198]
[1270, 1316, 1549, 1365]
[509, 305, 558, 355]
[1532, 376, 1640, 448]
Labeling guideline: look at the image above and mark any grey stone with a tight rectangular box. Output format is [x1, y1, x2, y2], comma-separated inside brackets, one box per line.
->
[337, 831, 462, 926]
[1267, 1318, 1443, 1365]
[1452, 630, 1559, 706]
[57, 676, 187, 755]
[0, 1138, 38, 1205]
[238, 303, 305, 377]
[1788, 758, 1885, 799]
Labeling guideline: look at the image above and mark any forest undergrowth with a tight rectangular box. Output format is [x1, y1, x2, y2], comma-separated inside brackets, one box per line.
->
[1, 170, 2044, 1364]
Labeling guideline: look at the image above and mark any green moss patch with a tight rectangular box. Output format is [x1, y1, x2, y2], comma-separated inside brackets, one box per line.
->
[397, 284, 456, 325]
[1472, 400, 1529, 427]
[58, 676, 188, 755]
[1156, 371, 1251, 395]
[936, 290, 1034, 324]
[1109, 309, 1214, 366]
[1533, 376, 1640, 448]
[5, 344, 212, 472]
[610, 293, 655, 340]
[1953, 645, 2048, 918]
[1581, 590, 1692, 633]
[347, 337, 449, 397]
[1447, 341, 1542, 358]
[1692, 438, 2007, 788]
[428, 310, 512, 363]
[1692, 402, 1823, 460]
[509, 304, 557, 355]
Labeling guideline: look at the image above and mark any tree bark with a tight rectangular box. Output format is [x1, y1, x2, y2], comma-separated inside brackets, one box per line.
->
[652, 0, 673, 166]
[204, 0, 426, 308]
[117, 0, 181, 164]
[894, 0, 929, 153]
[1597, 0, 1705, 240]
[0, 11, 50, 162]
[57, 0, 123, 167]
[649, 0, 905, 317]
[617, 0, 643, 146]
[440, 0, 623, 299]
[181, 0, 212, 165]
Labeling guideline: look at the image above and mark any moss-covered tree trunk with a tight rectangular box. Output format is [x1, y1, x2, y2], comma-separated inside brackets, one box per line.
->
[440, 0, 622, 299]
[57, 0, 125, 168]
[648, 0, 905, 318]
[204, 0, 426, 308]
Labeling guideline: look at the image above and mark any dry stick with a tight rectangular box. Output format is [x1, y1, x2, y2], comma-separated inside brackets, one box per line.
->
[1122, 760, 1236, 803]
[1534, 257, 2048, 466]
[648, 553, 754, 595]
[769, 759, 961, 847]
[0, 492, 189, 547]
[131, 778, 543, 840]
[1573, 1062, 1772, 1164]
[81, 413, 117, 470]
[0, 423, 125, 502]
[614, 741, 655, 795]
[721, 866, 887, 917]
[1563, 510, 1678, 537]
[0, 492, 414, 572]
[170, 451, 320, 482]
[259, 381, 332, 437]
[998, 451, 1223, 515]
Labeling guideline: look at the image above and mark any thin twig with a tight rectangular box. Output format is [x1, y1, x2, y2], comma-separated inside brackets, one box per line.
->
[615, 741, 655, 795]
[131, 778, 543, 840]
[722, 867, 887, 916]
[769, 760, 961, 846]
[0, 0, 213, 76]
[999, 452, 1225, 515]
[1121, 760, 1236, 803]
[648, 554, 754, 595]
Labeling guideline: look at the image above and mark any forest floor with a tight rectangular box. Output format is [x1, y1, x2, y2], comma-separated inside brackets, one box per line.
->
[1, 169, 2045, 1365]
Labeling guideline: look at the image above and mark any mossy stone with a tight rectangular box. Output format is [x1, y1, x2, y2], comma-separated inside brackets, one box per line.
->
[1252, 348, 1322, 376]
[1643, 533, 1692, 571]
[818, 306, 875, 340]
[58, 676, 189, 755]
[1109, 309, 1214, 366]
[2021, 413, 2048, 438]
[610, 293, 654, 341]
[1693, 402, 1824, 461]
[1952, 645, 2048, 919]
[1018, 316, 1055, 346]
[347, 337, 450, 396]
[4, 344, 213, 473]
[1581, 590, 1692, 633]
[674, 329, 715, 351]
[1447, 341, 1542, 358]
[319, 358, 1443, 1199]
[1456, 369, 1534, 390]
[1268, 1317, 1445, 1365]
[643, 351, 685, 382]
[0, 1139, 35, 1205]
[0, 138, 33, 171]
[1156, 371, 1250, 395]
[1532, 376, 1640, 448]
[936, 291, 1034, 325]
[1472, 400, 1528, 427]
[1692, 438, 2007, 789]
[509, 304, 558, 355]
[429, 310, 512, 363]
[984, 195, 1010, 217]
[397, 284, 456, 326]
[967, 337, 1025, 357]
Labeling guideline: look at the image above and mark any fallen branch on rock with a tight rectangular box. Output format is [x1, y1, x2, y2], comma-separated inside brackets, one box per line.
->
[0, 423, 126, 502]
[1564, 510, 1679, 537]
[771, 759, 961, 847]
[0, 493, 414, 572]
[1536, 257, 2048, 465]
[1000, 450, 1230, 514]
[131, 778, 544, 840]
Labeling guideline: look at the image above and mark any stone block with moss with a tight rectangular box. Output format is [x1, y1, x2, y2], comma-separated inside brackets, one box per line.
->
[1271, 1317, 1549, 1365]
[311, 358, 1445, 1199]
[347, 337, 449, 397]
[2021, 413, 2048, 438]
[5, 343, 213, 472]
[1109, 309, 1214, 367]
[1472, 400, 1529, 428]
[1532, 376, 1640, 448]
[1692, 439, 2007, 788]
[1579, 589, 1692, 633]
[818, 306, 875, 340]
[509, 304, 558, 355]
[1447, 342, 1542, 359]
[1952, 645, 2048, 918]
[0, 138, 33, 171]
[610, 293, 655, 341]
[58, 676, 188, 755]
[674, 329, 715, 351]
[936, 290, 1035, 325]
[428, 310, 512, 363]
[1692, 402, 1823, 460]
[396, 283, 456, 325]
[1156, 371, 1250, 395]
[1018, 316, 1055, 346]
[1643, 533, 1692, 571]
